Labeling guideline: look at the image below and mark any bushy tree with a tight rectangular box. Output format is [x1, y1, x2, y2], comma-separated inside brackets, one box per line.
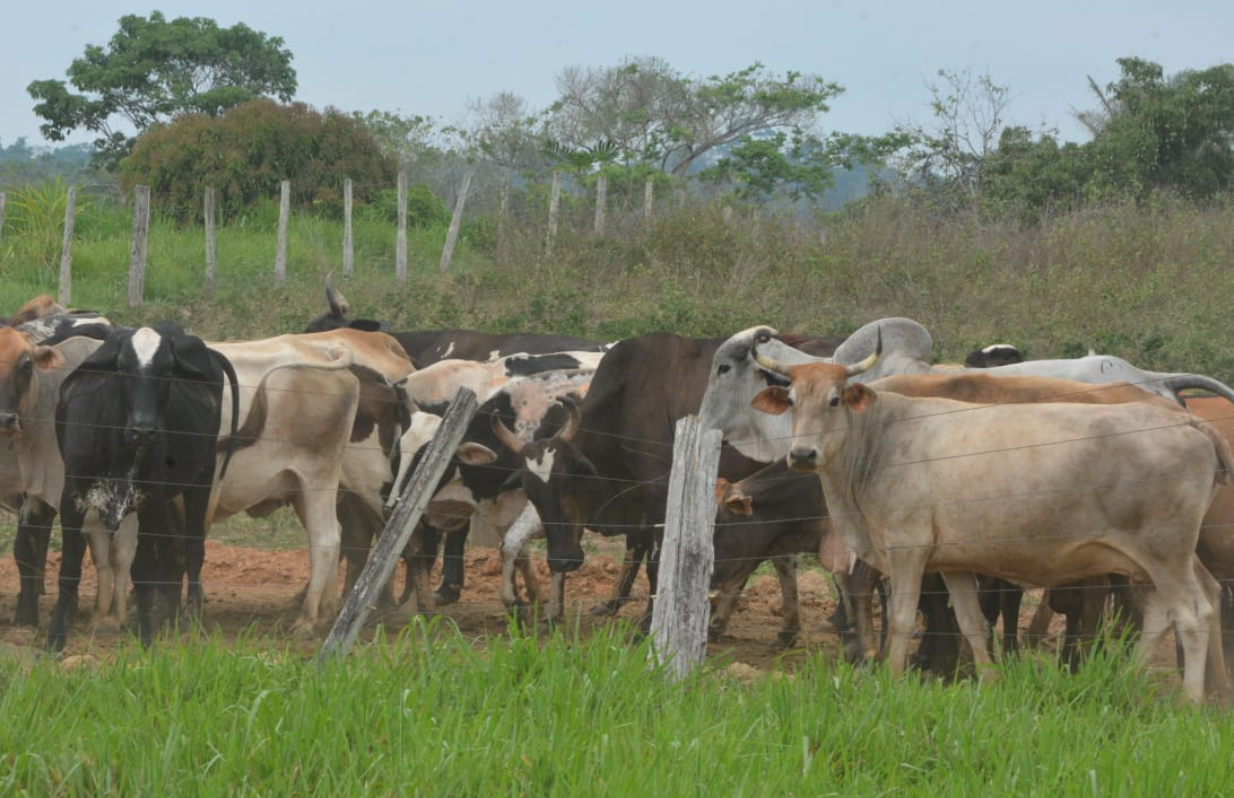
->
[120, 100, 395, 218]
[28, 12, 296, 167]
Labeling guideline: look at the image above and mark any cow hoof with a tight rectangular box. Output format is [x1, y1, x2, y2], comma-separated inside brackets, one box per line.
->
[14, 602, 39, 628]
[589, 601, 621, 618]
[90, 618, 121, 635]
[775, 630, 801, 649]
[434, 585, 461, 606]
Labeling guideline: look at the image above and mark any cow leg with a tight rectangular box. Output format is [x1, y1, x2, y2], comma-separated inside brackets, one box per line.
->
[515, 548, 542, 604]
[884, 549, 928, 678]
[709, 568, 755, 641]
[1194, 560, 1231, 698]
[940, 571, 996, 680]
[639, 533, 661, 633]
[1024, 592, 1055, 648]
[108, 517, 139, 630]
[499, 505, 540, 610]
[547, 572, 566, 623]
[292, 489, 342, 633]
[1000, 581, 1023, 657]
[591, 535, 643, 617]
[914, 574, 960, 676]
[848, 559, 881, 664]
[14, 499, 55, 626]
[47, 503, 89, 652]
[1137, 566, 1211, 704]
[772, 555, 801, 648]
[179, 491, 208, 622]
[434, 527, 468, 606]
[133, 502, 179, 648]
[85, 524, 118, 631]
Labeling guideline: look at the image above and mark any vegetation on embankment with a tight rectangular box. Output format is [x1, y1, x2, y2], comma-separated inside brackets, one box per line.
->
[3, 191, 1234, 382]
[2, 624, 1232, 797]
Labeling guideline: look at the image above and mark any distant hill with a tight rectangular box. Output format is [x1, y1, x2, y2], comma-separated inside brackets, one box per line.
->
[0, 139, 101, 186]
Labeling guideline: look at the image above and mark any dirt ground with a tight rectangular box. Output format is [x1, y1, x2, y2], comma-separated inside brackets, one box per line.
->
[0, 536, 1079, 675]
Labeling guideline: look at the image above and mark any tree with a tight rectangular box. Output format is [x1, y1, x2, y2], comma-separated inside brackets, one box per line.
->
[120, 100, 394, 219]
[28, 12, 296, 167]
[548, 57, 843, 177]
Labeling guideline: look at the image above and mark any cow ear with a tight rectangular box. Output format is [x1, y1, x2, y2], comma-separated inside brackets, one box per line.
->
[169, 335, 216, 382]
[32, 345, 65, 371]
[455, 442, 496, 466]
[572, 456, 598, 481]
[842, 384, 877, 412]
[723, 493, 754, 516]
[713, 478, 731, 505]
[350, 320, 383, 332]
[752, 386, 791, 415]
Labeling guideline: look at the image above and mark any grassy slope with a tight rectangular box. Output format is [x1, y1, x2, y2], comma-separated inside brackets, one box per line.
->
[3, 628, 1233, 798]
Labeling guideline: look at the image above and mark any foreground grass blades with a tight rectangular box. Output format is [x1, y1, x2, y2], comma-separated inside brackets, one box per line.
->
[2, 622, 1232, 797]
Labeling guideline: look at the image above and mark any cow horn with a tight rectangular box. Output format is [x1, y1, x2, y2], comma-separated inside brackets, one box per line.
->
[559, 397, 581, 443]
[490, 412, 524, 454]
[325, 272, 349, 317]
[754, 349, 791, 377]
[844, 327, 882, 377]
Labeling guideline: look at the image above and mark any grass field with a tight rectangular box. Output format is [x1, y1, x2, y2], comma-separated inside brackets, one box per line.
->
[2, 626, 1233, 797]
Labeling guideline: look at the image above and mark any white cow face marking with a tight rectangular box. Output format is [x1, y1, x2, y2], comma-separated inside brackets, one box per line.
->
[528, 447, 556, 484]
[131, 328, 162, 368]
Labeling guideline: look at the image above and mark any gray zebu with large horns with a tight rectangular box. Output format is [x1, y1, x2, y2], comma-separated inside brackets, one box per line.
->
[750, 340, 1232, 702]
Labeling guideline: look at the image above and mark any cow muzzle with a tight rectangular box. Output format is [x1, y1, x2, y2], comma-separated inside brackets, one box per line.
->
[788, 446, 819, 472]
[125, 422, 157, 446]
[547, 545, 586, 574]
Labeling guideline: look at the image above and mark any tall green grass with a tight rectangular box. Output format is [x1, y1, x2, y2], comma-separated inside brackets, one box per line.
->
[1, 625, 1231, 797]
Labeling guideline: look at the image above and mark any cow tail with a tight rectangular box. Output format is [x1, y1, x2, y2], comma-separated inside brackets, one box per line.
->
[1189, 416, 1234, 486]
[213, 351, 242, 481]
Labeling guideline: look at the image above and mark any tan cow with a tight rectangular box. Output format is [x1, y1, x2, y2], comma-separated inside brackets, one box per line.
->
[752, 349, 1231, 702]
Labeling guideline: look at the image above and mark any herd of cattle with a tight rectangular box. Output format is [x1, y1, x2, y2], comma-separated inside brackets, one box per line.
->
[4, 281, 1234, 702]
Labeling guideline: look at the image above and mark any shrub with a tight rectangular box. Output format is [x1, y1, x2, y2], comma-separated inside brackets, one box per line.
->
[119, 99, 396, 220]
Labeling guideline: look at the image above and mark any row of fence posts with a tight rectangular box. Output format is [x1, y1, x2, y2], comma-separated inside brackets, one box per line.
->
[2, 169, 671, 308]
[318, 391, 721, 683]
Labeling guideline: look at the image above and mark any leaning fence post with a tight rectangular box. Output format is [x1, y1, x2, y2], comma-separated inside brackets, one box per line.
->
[127, 185, 151, 308]
[204, 187, 217, 295]
[317, 388, 479, 661]
[546, 171, 562, 255]
[438, 168, 475, 273]
[649, 415, 722, 680]
[275, 180, 290, 283]
[0, 191, 6, 246]
[57, 187, 77, 306]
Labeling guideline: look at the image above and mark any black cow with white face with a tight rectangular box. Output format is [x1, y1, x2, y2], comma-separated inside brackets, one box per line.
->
[49, 322, 239, 649]
[963, 344, 1025, 368]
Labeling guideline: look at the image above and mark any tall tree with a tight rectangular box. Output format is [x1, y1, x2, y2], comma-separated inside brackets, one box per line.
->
[549, 57, 843, 177]
[28, 12, 296, 167]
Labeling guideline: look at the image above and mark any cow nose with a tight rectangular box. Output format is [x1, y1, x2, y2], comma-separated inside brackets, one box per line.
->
[788, 447, 818, 471]
[127, 423, 156, 445]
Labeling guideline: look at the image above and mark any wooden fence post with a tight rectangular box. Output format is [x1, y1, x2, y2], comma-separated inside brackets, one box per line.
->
[204, 187, 217, 295]
[594, 172, 607, 235]
[396, 172, 408, 280]
[643, 176, 654, 222]
[317, 388, 479, 661]
[127, 185, 151, 308]
[438, 168, 475, 273]
[57, 187, 77, 306]
[275, 180, 290, 283]
[547, 171, 562, 254]
[0, 191, 6, 246]
[497, 170, 511, 265]
[343, 178, 354, 278]
[649, 416, 722, 680]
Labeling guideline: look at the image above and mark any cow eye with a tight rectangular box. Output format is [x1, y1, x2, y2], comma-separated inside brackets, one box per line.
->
[828, 396, 840, 407]
[717, 364, 730, 375]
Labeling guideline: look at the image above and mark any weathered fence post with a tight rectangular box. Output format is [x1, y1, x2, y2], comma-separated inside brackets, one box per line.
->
[396, 172, 408, 280]
[57, 187, 77, 306]
[546, 171, 562, 254]
[594, 171, 607, 235]
[342, 178, 354, 278]
[275, 180, 290, 283]
[204, 187, 217, 295]
[0, 191, 6, 246]
[438, 168, 475, 273]
[127, 185, 151, 308]
[317, 388, 479, 660]
[643, 176, 654, 222]
[497, 170, 511, 265]
[649, 416, 722, 680]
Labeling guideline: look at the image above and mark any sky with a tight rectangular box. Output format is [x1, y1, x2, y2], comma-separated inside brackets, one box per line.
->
[3, 0, 1232, 149]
